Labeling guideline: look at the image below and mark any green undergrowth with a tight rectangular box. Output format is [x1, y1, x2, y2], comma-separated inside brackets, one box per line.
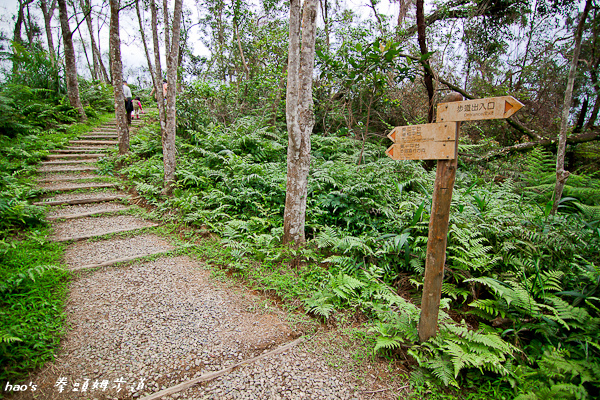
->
[104, 114, 600, 399]
[0, 230, 68, 383]
[0, 113, 113, 387]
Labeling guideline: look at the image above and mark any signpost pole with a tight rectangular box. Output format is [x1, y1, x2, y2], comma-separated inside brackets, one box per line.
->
[418, 92, 463, 342]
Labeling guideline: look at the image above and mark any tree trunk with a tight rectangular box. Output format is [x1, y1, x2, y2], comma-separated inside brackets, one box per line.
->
[57, 0, 87, 122]
[282, 0, 318, 246]
[163, 0, 184, 195]
[416, 0, 435, 123]
[136, 0, 157, 91]
[552, 0, 591, 214]
[319, 0, 329, 51]
[109, 0, 129, 154]
[40, 0, 57, 64]
[80, 0, 101, 81]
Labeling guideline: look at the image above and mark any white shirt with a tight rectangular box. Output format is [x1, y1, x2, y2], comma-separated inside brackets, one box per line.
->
[123, 84, 132, 99]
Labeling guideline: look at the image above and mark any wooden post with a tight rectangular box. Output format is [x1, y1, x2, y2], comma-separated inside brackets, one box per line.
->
[418, 92, 462, 342]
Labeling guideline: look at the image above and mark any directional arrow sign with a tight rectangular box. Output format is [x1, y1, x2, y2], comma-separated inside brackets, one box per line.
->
[386, 122, 457, 161]
[436, 96, 524, 122]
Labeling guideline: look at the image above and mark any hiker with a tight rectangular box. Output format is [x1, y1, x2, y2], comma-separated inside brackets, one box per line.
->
[123, 80, 133, 125]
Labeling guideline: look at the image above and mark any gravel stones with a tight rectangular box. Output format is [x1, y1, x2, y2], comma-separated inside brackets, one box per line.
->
[46, 202, 131, 219]
[52, 215, 157, 240]
[20, 256, 391, 400]
[40, 190, 125, 202]
[63, 234, 174, 268]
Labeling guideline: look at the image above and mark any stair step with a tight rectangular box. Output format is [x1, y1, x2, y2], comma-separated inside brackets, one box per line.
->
[33, 194, 128, 206]
[69, 140, 118, 145]
[47, 154, 105, 159]
[54, 223, 160, 242]
[52, 149, 109, 153]
[37, 175, 104, 182]
[41, 159, 98, 165]
[66, 146, 111, 150]
[43, 183, 117, 192]
[70, 249, 172, 271]
[38, 167, 98, 173]
[47, 205, 133, 220]
[80, 135, 118, 139]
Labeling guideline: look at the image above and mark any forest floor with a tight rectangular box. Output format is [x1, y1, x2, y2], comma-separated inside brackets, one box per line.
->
[11, 117, 410, 400]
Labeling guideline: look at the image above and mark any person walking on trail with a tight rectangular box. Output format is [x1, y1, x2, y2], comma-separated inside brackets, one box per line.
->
[151, 79, 169, 104]
[123, 80, 133, 125]
[133, 96, 144, 119]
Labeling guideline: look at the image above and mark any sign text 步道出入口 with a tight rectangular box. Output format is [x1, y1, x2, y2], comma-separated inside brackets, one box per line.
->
[436, 96, 524, 122]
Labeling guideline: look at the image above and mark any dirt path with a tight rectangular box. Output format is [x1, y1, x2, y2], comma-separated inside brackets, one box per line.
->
[14, 118, 408, 400]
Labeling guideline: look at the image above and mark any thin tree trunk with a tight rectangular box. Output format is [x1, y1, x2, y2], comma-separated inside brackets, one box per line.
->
[552, 0, 591, 214]
[150, 0, 166, 129]
[80, 0, 100, 80]
[57, 0, 87, 122]
[416, 0, 435, 123]
[136, 0, 157, 91]
[40, 0, 57, 64]
[163, 0, 184, 195]
[320, 0, 330, 51]
[25, 3, 35, 43]
[283, 0, 318, 246]
[109, 0, 129, 154]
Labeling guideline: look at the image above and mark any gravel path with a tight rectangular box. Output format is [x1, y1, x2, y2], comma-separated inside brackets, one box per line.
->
[37, 172, 104, 181]
[51, 215, 156, 240]
[18, 256, 383, 400]
[63, 234, 174, 268]
[40, 183, 117, 192]
[20, 119, 404, 400]
[40, 189, 124, 202]
[38, 164, 98, 172]
[47, 202, 131, 218]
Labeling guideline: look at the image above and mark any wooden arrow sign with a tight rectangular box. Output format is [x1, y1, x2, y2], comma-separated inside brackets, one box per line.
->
[386, 122, 457, 161]
[436, 96, 524, 122]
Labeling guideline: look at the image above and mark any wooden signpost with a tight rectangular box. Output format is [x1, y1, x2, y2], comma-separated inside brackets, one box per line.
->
[386, 93, 524, 342]
[385, 123, 457, 161]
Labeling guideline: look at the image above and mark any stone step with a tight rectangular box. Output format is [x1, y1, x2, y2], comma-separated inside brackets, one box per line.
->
[47, 205, 133, 220]
[53, 220, 160, 242]
[47, 154, 105, 159]
[66, 146, 111, 151]
[42, 183, 117, 192]
[69, 140, 119, 145]
[80, 135, 118, 139]
[41, 159, 98, 165]
[37, 175, 104, 182]
[38, 167, 98, 173]
[70, 249, 173, 271]
[33, 194, 128, 206]
[53, 149, 109, 153]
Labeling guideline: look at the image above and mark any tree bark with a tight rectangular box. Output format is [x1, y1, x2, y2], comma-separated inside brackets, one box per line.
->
[136, 0, 157, 91]
[40, 0, 57, 63]
[80, 0, 103, 81]
[416, 0, 435, 123]
[162, 0, 184, 196]
[552, 0, 591, 214]
[283, 0, 318, 246]
[476, 128, 600, 161]
[109, 0, 129, 154]
[57, 0, 87, 122]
